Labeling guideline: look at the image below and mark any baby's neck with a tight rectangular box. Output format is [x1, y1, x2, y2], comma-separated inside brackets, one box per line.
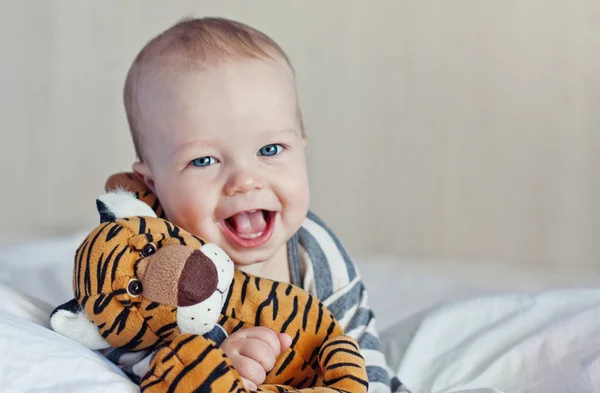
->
[236, 243, 290, 283]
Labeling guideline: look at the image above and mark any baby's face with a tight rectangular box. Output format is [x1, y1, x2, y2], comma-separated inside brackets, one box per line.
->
[134, 58, 309, 267]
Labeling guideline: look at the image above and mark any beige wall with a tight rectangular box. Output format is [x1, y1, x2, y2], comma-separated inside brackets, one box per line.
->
[1, 1, 599, 267]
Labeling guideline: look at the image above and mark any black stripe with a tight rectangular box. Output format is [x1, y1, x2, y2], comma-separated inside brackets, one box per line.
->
[315, 302, 323, 334]
[326, 362, 362, 371]
[192, 234, 206, 245]
[164, 221, 185, 245]
[324, 319, 336, 341]
[282, 377, 294, 386]
[285, 284, 292, 295]
[308, 346, 320, 364]
[75, 239, 89, 298]
[323, 348, 361, 367]
[101, 307, 130, 337]
[222, 284, 233, 314]
[228, 379, 239, 393]
[93, 293, 113, 314]
[231, 308, 236, 319]
[254, 276, 260, 291]
[290, 330, 300, 348]
[110, 246, 129, 286]
[157, 234, 166, 248]
[231, 321, 244, 334]
[296, 377, 309, 388]
[162, 335, 197, 363]
[272, 285, 279, 321]
[141, 365, 173, 391]
[84, 224, 109, 295]
[320, 338, 359, 355]
[97, 245, 118, 292]
[280, 296, 298, 333]
[302, 295, 312, 331]
[241, 273, 250, 305]
[275, 348, 295, 376]
[168, 357, 230, 393]
[121, 318, 150, 350]
[323, 374, 369, 389]
[255, 282, 279, 326]
[106, 225, 123, 242]
[94, 252, 105, 294]
[145, 302, 159, 311]
[138, 217, 146, 234]
[156, 322, 178, 337]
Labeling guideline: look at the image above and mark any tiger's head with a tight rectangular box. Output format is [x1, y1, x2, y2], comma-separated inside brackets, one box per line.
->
[50, 191, 234, 352]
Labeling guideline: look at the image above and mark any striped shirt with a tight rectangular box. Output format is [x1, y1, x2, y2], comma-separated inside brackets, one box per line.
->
[289, 211, 408, 393]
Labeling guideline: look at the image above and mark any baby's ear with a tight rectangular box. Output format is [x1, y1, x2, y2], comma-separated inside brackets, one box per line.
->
[49, 299, 111, 350]
[106, 171, 151, 194]
[96, 191, 157, 223]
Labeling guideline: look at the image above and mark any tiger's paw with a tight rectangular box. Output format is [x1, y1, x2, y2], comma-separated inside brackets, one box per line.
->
[141, 333, 247, 393]
[318, 335, 368, 393]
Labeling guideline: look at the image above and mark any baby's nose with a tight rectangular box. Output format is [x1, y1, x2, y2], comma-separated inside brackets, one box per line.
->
[178, 250, 218, 306]
[224, 169, 264, 196]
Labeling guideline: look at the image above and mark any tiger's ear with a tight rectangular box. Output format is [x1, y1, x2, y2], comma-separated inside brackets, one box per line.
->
[49, 299, 111, 350]
[96, 191, 157, 223]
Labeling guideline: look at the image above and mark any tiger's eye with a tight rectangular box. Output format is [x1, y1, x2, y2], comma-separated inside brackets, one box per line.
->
[140, 243, 157, 257]
[127, 279, 143, 297]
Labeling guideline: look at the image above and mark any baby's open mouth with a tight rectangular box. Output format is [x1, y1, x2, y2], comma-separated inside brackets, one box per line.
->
[222, 210, 275, 248]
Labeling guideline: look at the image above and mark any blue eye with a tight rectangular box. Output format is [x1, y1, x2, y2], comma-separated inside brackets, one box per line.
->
[258, 144, 283, 157]
[191, 156, 217, 167]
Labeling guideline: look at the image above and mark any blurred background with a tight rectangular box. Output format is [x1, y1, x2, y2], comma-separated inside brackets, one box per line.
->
[1, 0, 598, 271]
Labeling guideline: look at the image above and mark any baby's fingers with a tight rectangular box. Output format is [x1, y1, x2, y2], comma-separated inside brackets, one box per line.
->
[229, 354, 266, 387]
[241, 377, 257, 391]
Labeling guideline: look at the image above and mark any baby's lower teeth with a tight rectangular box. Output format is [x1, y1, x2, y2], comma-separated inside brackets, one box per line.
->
[239, 231, 263, 239]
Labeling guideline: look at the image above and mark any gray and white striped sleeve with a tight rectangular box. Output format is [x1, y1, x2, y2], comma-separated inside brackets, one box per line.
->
[297, 212, 410, 393]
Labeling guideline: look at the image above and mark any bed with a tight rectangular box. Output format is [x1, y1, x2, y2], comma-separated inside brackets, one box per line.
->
[1, 233, 599, 393]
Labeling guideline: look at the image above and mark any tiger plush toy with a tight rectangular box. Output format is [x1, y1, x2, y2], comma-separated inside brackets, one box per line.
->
[50, 189, 368, 393]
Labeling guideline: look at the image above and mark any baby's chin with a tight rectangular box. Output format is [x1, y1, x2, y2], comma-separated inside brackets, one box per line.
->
[226, 245, 282, 267]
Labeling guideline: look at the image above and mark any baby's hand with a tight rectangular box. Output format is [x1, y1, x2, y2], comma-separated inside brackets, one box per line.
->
[221, 327, 292, 391]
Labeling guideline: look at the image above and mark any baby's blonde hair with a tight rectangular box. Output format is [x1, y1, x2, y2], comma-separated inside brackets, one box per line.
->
[124, 17, 303, 160]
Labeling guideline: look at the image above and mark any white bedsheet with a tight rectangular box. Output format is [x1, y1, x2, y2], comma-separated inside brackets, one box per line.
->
[381, 289, 600, 393]
[1, 234, 599, 392]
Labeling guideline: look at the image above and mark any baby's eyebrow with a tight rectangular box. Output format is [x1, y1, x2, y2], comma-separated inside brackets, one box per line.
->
[170, 139, 216, 159]
[265, 128, 301, 138]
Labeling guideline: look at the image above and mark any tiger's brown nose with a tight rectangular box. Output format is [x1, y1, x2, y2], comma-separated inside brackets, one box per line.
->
[178, 250, 218, 307]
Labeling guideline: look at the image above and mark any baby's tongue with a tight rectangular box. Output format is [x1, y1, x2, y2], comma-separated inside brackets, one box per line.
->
[229, 210, 266, 234]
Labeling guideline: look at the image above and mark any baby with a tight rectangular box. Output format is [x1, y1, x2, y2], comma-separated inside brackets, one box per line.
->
[111, 17, 408, 393]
